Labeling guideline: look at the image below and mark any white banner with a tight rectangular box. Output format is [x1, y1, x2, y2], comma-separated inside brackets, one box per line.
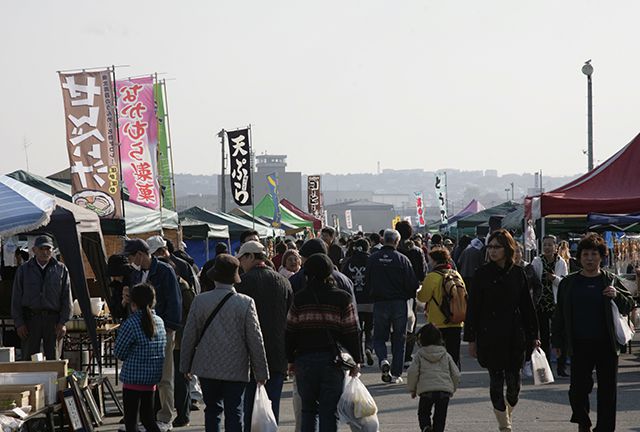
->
[435, 173, 448, 225]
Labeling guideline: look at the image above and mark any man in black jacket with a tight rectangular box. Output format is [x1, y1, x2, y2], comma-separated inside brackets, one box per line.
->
[235, 240, 293, 431]
[366, 229, 419, 384]
[321, 226, 345, 267]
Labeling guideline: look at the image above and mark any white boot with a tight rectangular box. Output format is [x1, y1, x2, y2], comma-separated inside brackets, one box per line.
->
[506, 402, 515, 429]
[493, 408, 512, 432]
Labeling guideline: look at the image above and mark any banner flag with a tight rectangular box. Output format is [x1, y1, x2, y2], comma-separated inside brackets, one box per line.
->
[267, 172, 281, 227]
[155, 83, 173, 209]
[415, 192, 426, 227]
[116, 76, 160, 210]
[391, 215, 401, 229]
[226, 128, 252, 206]
[345, 209, 353, 229]
[435, 173, 448, 225]
[307, 175, 322, 219]
[59, 70, 122, 219]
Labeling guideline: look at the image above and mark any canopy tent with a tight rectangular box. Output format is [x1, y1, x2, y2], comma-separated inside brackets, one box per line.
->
[228, 207, 290, 236]
[528, 132, 640, 219]
[279, 198, 323, 230]
[7, 170, 179, 235]
[253, 195, 314, 229]
[448, 199, 486, 225]
[0, 177, 107, 365]
[586, 212, 640, 232]
[180, 217, 230, 267]
[455, 201, 521, 229]
[179, 207, 274, 239]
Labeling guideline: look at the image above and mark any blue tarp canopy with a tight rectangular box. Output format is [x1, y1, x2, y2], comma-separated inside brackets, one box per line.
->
[0, 175, 56, 237]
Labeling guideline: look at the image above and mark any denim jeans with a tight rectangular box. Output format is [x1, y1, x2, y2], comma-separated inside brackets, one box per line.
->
[200, 377, 246, 432]
[243, 372, 285, 432]
[373, 300, 408, 377]
[295, 352, 344, 432]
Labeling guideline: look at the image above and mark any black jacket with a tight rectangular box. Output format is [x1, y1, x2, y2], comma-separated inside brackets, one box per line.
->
[398, 242, 427, 282]
[236, 265, 293, 375]
[552, 270, 634, 357]
[463, 261, 538, 370]
[289, 267, 359, 315]
[341, 251, 372, 306]
[365, 246, 419, 302]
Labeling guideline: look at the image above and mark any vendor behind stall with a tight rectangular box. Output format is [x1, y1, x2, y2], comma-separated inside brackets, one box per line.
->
[11, 235, 73, 360]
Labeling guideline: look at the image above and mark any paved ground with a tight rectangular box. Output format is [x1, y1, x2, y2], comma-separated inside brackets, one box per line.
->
[97, 335, 640, 432]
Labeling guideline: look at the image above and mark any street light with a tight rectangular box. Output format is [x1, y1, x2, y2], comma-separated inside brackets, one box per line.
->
[582, 60, 594, 172]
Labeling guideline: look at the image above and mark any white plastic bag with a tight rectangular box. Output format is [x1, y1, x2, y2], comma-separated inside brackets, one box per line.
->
[612, 300, 635, 346]
[251, 385, 278, 432]
[338, 375, 378, 425]
[531, 347, 554, 385]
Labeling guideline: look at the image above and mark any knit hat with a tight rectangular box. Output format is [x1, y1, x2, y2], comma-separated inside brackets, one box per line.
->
[303, 253, 333, 281]
[299, 238, 327, 258]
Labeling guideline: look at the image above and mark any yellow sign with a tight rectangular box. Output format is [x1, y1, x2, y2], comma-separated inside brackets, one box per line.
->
[391, 215, 401, 229]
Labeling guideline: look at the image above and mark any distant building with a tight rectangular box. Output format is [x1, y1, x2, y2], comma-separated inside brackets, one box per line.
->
[176, 194, 218, 212]
[324, 200, 394, 233]
[321, 190, 374, 206]
[484, 169, 499, 177]
[218, 154, 303, 211]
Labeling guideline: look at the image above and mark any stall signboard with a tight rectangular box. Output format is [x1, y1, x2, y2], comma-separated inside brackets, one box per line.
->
[435, 173, 448, 225]
[307, 175, 322, 219]
[227, 128, 252, 206]
[345, 209, 353, 229]
[415, 192, 426, 227]
[59, 70, 122, 218]
[117, 76, 160, 210]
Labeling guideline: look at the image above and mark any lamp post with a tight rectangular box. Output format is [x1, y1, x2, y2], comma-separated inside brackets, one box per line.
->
[582, 60, 594, 172]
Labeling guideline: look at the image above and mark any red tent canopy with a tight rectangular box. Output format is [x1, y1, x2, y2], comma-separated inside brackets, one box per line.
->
[528, 132, 640, 218]
[279, 198, 322, 230]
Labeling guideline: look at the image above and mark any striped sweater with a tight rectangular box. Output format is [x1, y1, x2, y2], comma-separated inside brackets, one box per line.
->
[286, 283, 362, 364]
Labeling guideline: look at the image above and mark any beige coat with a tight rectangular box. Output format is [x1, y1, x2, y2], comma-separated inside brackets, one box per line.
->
[407, 345, 460, 396]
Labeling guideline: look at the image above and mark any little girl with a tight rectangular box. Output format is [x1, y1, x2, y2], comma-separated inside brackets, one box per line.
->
[114, 283, 167, 432]
[407, 323, 461, 432]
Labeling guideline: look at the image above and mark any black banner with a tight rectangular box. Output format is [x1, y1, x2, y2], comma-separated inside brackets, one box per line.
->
[307, 175, 321, 218]
[227, 128, 252, 206]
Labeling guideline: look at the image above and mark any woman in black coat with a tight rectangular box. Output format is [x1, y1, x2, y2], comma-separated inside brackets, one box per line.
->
[464, 229, 539, 431]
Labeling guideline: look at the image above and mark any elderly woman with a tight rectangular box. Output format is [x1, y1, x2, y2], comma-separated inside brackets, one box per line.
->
[552, 233, 634, 432]
[279, 249, 302, 278]
[464, 229, 539, 432]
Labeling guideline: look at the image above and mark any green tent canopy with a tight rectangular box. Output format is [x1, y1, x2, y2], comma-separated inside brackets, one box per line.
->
[455, 201, 521, 229]
[253, 195, 313, 229]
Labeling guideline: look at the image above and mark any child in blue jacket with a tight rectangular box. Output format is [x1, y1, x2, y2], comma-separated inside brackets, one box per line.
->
[115, 283, 166, 432]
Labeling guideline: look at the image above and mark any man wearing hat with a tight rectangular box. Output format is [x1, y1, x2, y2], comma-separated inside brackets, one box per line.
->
[11, 235, 72, 360]
[235, 240, 292, 431]
[124, 238, 182, 431]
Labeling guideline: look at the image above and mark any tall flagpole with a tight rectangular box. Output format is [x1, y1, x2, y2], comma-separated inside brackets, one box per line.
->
[249, 124, 255, 230]
[161, 79, 179, 211]
[111, 65, 126, 220]
[154, 73, 164, 235]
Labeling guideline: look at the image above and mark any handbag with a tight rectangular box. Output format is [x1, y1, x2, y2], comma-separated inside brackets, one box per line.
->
[611, 300, 635, 346]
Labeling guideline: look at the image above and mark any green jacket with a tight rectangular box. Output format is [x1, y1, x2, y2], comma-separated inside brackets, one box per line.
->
[552, 270, 634, 357]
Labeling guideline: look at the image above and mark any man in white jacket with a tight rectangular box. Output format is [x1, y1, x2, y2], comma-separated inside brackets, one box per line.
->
[531, 235, 568, 377]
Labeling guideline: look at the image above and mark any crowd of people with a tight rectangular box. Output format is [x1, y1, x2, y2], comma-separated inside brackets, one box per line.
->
[8, 223, 637, 432]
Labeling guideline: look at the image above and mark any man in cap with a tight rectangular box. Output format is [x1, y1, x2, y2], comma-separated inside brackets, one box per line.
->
[124, 238, 182, 431]
[11, 235, 72, 360]
[235, 241, 292, 431]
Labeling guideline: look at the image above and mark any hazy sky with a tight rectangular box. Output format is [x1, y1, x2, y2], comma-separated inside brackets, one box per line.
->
[2, 1, 639, 178]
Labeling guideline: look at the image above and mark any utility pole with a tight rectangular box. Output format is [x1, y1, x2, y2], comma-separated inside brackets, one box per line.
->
[510, 182, 515, 201]
[218, 129, 226, 212]
[582, 60, 594, 172]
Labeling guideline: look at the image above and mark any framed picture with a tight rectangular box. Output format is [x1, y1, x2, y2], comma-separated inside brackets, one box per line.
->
[102, 376, 124, 416]
[68, 376, 94, 432]
[82, 386, 103, 426]
[60, 388, 87, 432]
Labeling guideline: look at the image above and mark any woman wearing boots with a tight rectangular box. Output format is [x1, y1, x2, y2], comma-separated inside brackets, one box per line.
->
[464, 229, 539, 431]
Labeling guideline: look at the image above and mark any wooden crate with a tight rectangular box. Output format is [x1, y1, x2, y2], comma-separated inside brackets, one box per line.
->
[0, 384, 44, 410]
[0, 390, 30, 408]
[0, 360, 68, 391]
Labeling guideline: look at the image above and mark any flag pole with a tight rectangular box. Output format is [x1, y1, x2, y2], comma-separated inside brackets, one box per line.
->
[154, 73, 164, 235]
[111, 65, 126, 220]
[249, 124, 255, 230]
[161, 79, 179, 211]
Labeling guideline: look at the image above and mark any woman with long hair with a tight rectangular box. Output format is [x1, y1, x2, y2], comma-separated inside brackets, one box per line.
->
[464, 229, 539, 431]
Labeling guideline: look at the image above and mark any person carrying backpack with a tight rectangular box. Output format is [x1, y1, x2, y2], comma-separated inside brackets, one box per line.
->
[417, 247, 466, 369]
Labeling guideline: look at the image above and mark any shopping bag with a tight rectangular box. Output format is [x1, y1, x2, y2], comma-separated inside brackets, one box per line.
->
[251, 385, 278, 432]
[612, 300, 635, 346]
[530, 347, 554, 385]
[338, 375, 378, 425]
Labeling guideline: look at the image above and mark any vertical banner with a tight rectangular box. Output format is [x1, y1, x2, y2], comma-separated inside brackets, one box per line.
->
[323, 210, 329, 227]
[307, 175, 322, 218]
[435, 173, 448, 225]
[155, 83, 173, 209]
[266, 172, 281, 227]
[59, 70, 122, 218]
[415, 192, 426, 227]
[345, 209, 353, 230]
[117, 76, 160, 209]
[226, 128, 252, 206]
[391, 215, 401, 229]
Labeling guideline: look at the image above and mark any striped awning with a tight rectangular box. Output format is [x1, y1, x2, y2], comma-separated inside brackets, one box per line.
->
[0, 175, 57, 237]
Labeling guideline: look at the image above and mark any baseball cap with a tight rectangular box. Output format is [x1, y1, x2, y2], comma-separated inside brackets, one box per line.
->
[33, 235, 54, 249]
[146, 235, 167, 255]
[236, 240, 265, 258]
[123, 238, 150, 256]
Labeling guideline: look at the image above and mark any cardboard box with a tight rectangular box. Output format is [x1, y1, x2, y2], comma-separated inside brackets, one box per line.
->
[0, 347, 15, 363]
[0, 390, 30, 408]
[0, 384, 44, 410]
[0, 360, 68, 391]
[0, 372, 57, 405]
